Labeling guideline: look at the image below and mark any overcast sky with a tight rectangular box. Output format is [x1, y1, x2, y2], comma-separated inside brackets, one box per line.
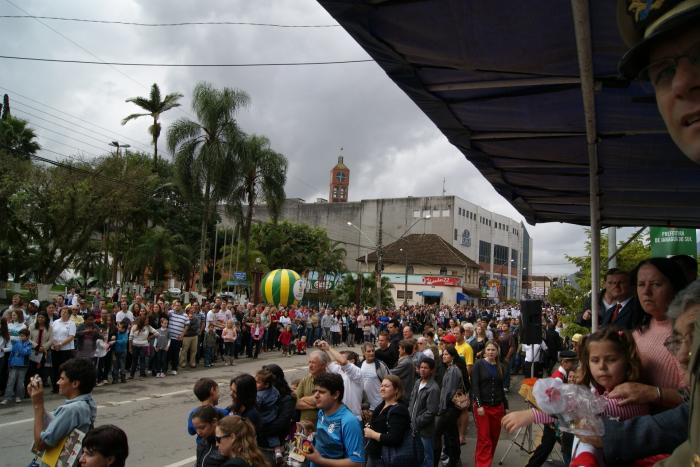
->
[1, 0, 628, 276]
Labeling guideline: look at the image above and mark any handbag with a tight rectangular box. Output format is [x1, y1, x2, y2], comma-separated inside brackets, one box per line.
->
[380, 405, 424, 467]
[451, 371, 470, 410]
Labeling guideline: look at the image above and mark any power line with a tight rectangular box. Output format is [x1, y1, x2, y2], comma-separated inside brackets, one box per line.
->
[13, 107, 121, 148]
[35, 136, 101, 159]
[23, 120, 109, 153]
[0, 85, 152, 150]
[0, 14, 341, 28]
[0, 54, 374, 67]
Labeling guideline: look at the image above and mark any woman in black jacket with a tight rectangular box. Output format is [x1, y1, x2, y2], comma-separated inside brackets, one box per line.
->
[433, 345, 468, 467]
[257, 364, 296, 464]
[192, 406, 225, 467]
[363, 374, 413, 466]
[471, 340, 508, 467]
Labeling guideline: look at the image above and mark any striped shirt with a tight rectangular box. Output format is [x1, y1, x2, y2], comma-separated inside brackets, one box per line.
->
[532, 389, 649, 424]
[167, 310, 189, 340]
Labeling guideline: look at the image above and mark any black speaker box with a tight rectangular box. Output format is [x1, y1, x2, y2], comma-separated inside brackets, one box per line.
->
[520, 299, 543, 345]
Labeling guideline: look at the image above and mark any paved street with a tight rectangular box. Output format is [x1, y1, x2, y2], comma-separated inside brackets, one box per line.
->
[0, 349, 559, 466]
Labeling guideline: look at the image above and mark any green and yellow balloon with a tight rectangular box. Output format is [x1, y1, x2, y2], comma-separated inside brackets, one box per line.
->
[261, 269, 304, 306]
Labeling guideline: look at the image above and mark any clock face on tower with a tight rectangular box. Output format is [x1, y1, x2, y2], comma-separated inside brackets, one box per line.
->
[335, 171, 346, 183]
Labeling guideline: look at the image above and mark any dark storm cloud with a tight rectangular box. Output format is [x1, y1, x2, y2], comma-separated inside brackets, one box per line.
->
[3, 0, 599, 274]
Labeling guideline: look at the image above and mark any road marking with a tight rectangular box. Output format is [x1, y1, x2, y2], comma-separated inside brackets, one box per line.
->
[0, 417, 33, 428]
[163, 455, 196, 467]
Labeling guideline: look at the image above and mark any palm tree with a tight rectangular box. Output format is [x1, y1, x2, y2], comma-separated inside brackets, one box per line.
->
[125, 226, 192, 288]
[122, 83, 183, 168]
[229, 134, 287, 274]
[0, 116, 40, 159]
[167, 81, 250, 292]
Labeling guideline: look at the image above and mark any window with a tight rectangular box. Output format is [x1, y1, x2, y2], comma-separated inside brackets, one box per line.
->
[454, 228, 458, 240]
[433, 209, 441, 217]
[511, 249, 519, 269]
[413, 210, 420, 218]
[439, 266, 448, 275]
[442, 209, 450, 217]
[397, 290, 413, 300]
[458, 207, 462, 216]
[422, 210, 430, 217]
[494, 244, 509, 266]
[479, 241, 491, 263]
[335, 171, 346, 183]
[406, 265, 414, 274]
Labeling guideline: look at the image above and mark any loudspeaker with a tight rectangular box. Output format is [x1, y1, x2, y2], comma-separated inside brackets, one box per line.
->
[520, 300, 543, 345]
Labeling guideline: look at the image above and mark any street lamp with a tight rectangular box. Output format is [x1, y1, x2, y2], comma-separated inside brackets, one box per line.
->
[348, 221, 384, 308]
[109, 141, 130, 156]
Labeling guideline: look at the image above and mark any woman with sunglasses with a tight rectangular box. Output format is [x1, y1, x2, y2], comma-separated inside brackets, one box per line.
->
[215, 415, 269, 467]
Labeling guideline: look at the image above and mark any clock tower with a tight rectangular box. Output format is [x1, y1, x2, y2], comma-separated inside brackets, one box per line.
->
[329, 155, 349, 203]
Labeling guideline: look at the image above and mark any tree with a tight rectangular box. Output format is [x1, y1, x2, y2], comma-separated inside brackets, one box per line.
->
[229, 134, 287, 273]
[122, 83, 183, 169]
[333, 273, 393, 308]
[167, 81, 250, 291]
[566, 229, 651, 292]
[0, 116, 40, 160]
[125, 226, 192, 288]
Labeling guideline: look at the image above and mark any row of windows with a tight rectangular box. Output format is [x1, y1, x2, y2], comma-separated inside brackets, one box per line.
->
[397, 290, 413, 299]
[413, 209, 450, 218]
[457, 207, 476, 220]
[480, 241, 520, 266]
[332, 186, 346, 199]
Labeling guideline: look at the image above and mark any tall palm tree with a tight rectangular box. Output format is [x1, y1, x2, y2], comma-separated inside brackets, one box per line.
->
[167, 81, 250, 292]
[0, 116, 40, 159]
[122, 83, 183, 168]
[229, 134, 287, 274]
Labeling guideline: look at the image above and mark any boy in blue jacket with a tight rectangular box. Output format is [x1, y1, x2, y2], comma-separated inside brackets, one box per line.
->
[2, 328, 32, 403]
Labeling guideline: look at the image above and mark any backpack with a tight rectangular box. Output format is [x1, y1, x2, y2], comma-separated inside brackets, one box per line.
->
[374, 359, 389, 382]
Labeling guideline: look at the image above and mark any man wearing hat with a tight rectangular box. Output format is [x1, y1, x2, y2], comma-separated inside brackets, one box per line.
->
[618, 2, 700, 464]
[25, 299, 40, 328]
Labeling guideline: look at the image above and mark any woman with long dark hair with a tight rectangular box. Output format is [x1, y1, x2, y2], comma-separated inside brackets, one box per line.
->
[0, 318, 11, 393]
[228, 374, 260, 431]
[433, 345, 468, 467]
[609, 257, 689, 409]
[28, 312, 52, 386]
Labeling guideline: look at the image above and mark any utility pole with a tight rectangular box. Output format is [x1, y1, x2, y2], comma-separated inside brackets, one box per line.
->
[608, 227, 617, 268]
[442, 177, 446, 196]
[211, 225, 219, 294]
[376, 201, 383, 309]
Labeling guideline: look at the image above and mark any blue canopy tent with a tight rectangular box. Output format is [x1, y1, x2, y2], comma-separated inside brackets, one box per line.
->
[317, 0, 700, 329]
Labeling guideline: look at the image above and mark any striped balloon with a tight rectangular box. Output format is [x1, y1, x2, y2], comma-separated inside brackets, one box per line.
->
[261, 269, 302, 306]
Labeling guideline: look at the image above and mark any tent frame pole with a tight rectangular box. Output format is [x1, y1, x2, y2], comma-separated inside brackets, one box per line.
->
[571, 0, 600, 332]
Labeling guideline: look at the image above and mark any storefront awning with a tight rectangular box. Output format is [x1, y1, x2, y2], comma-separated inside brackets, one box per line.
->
[417, 291, 443, 297]
[456, 292, 467, 302]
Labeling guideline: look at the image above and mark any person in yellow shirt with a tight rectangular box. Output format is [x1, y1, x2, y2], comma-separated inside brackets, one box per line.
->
[453, 326, 474, 372]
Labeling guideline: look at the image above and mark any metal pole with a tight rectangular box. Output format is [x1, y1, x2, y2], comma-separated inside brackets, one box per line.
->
[571, 0, 600, 331]
[403, 250, 408, 306]
[608, 227, 617, 268]
[211, 225, 219, 295]
[221, 227, 227, 294]
[376, 201, 383, 309]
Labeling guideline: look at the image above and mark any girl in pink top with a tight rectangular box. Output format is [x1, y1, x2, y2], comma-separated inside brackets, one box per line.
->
[503, 328, 649, 467]
[222, 320, 237, 366]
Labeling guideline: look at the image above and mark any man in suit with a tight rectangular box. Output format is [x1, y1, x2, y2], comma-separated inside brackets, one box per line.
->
[577, 268, 643, 330]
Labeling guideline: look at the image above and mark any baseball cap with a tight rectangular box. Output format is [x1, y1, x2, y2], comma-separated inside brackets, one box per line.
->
[30, 299, 40, 307]
[571, 333, 584, 344]
[558, 350, 578, 361]
[618, 0, 700, 79]
[441, 334, 457, 344]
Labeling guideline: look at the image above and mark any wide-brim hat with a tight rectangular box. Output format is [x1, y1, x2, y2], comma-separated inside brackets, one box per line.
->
[618, 0, 700, 79]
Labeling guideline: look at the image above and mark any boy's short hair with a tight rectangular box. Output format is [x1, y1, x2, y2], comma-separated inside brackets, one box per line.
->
[18, 328, 30, 337]
[60, 358, 97, 394]
[313, 372, 344, 402]
[193, 378, 218, 402]
[419, 357, 436, 370]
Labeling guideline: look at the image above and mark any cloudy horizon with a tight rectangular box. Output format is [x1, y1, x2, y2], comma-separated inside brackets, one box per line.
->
[4, 0, 647, 277]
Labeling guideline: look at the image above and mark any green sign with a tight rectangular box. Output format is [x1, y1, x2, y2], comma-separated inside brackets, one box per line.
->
[650, 227, 697, 258]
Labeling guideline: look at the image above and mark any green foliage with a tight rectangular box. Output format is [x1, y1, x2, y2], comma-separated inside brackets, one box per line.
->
[566, 230, 651, 292]
[547, 284, 585, 315]
[252, 221, 346, 276]
[122, 83, 183, 167]
[0, 115, 40, 160]
[332, 273, 393, 308]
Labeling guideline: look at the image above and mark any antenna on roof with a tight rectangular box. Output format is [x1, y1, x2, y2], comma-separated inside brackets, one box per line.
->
[442, 177, 446, 196]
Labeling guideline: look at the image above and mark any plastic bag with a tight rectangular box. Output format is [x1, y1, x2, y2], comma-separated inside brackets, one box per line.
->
[533, 377, 607, 436]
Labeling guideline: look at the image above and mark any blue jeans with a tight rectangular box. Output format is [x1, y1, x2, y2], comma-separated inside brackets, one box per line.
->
[154, 349, 168, 374]
[4, 366, 27, 399]
[420, 435, 433, 467]
[503, 357, 514, 389]
[204, 347, 215, 366]
[112, 352, 126, 380]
